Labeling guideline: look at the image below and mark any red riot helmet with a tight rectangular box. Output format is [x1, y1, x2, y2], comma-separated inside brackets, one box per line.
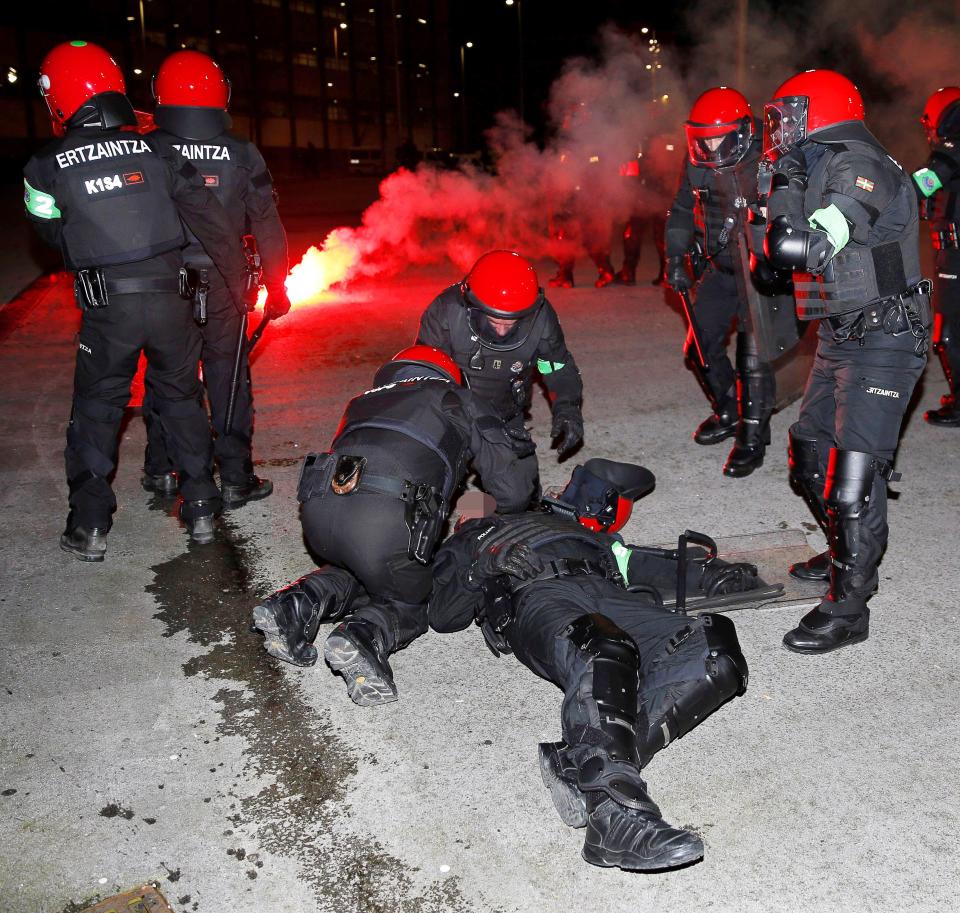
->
[684, 87, 754, 169]
[763, 70, 864, 160]
[152, 50, 231, 109]
[551, 459, 655, 534]
[38, 41, 127, 137]
[921, 86, 960, 146]
[461, 250, 544, 320]
[386, 345, 463, 385]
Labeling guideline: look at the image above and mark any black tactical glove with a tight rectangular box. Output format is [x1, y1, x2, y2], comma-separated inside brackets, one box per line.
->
[772, 147, 807, 182]
[551, 407, 584, 458]
[504, 422, 537, 458]
[473, 541, 544, 582]
[665, 256, 692, 292]
[265, 285, 292, 320]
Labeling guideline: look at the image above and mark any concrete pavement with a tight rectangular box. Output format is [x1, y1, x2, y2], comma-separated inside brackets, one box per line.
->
[0, 245, 957, 913]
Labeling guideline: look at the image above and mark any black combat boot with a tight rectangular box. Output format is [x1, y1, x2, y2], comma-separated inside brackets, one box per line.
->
[614, 266, 637, 285]
[581, 792, 704, 871]
[253, 569, 356, 667]
[789, 550, 831, 581]
[60, 516, 108, 562]
[784, 450, 890, 654]
[324, 619, 398, 706]
[925, 394, 960, 425]
[694, 398, 738, 445]
[723, 341, 774, 477]
[180, 498, 218, 544]
[221, 475, 273, 509]
[141, 471, 179, 496]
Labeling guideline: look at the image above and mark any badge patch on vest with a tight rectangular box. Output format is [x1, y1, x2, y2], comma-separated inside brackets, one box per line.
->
[83, 171, 149, 197]
[492, 359, 502, 370]
[855, 176, 875, 192]
[203, 174, 220, 187]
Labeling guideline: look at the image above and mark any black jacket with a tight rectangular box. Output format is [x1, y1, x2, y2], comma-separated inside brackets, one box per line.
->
[416, 285, 582, 421]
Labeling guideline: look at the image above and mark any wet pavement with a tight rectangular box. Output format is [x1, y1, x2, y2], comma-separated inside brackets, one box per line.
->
[0, 239, 957, 912]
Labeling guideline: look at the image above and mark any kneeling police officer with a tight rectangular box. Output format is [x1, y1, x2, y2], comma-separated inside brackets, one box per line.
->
[416, 250, 584, 464]
[24, 41, 250, 559]
[252, 345, 536, 705]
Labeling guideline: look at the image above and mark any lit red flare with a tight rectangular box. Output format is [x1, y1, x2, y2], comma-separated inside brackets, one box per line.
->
[257, 231, 361, 310]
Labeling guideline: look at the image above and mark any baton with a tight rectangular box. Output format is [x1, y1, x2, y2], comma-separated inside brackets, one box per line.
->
[678, 288, 710, 372]
[248, 313, 272, 353]
[224, 311, 248, 436]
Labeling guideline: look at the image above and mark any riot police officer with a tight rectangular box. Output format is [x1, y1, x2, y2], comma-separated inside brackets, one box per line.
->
[23, 41, 250, 559]
[428, 460, 759, 871]
[762, 70, 930, 653]
[913, 86, 960, 426]
[252, 346, 536, 705]
[141, 50, 290, 506]
[665, 87, 777, 477]
[416, 251, 584, 466]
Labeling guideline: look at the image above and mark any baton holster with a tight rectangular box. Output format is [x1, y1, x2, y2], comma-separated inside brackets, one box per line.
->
[74, 268, 109, 311]
[476, 576, 515, 657]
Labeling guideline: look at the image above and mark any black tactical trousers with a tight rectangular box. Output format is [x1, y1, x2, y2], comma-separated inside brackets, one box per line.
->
[68, 292, 218, 528]
[793, 327, 926, 606]
[933, 250, 960, 390]
[507, 575, 722, 759]
[691, 266, 744, 403]
[144, 280, 254, 485]
[300, 485, 431, 653]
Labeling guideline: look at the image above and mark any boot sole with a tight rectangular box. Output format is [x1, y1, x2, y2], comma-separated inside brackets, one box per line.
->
[324, 632, 397, 707]
[538, 745, 587, 828]
[59, 538, 105, 562]
[582, 836, 704, 871]
[252, 604, 318, 667]
[788, 568, 830, 582]
[187, 522, 216, 545]
[222, 481, 274, 510]
[782, 629, 869, 655]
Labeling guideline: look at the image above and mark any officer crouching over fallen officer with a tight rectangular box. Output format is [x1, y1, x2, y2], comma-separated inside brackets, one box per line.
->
[428, 460, 779, 872]
[252, 345, 536, 705]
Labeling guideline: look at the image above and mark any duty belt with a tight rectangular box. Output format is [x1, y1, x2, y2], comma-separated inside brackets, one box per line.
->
[829, 279, 932, 355]
[102, 276, 183, 295]
[509, 557, 619, 593]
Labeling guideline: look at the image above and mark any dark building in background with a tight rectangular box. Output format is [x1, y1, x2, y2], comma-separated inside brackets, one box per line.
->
[0, 1, 456, 173]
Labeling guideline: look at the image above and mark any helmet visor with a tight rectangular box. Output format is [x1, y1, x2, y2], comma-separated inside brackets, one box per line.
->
[763, 97, 808, 160]
[685, 119, 752, 168]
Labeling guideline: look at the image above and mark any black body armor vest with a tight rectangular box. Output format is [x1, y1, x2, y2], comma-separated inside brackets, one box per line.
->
[793, 137, 921, 320]
[27, 129, 185, 271]
[333, 376, 467, 499]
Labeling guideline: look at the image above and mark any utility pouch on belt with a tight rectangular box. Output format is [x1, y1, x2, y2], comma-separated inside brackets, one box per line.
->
[74, 268, 108, 310]
[402, 482, 445, 564]
[296, 452, 335, 502]
[332, 454, 366, 494]
[477, 575, 515, 657]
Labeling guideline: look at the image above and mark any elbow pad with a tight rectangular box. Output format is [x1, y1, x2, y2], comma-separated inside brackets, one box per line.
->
[764, 215, 810, 271]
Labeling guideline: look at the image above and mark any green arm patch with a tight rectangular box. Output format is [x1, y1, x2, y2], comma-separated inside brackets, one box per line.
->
[912, 167, 943, 198]
[23, 178, 60, 220]
[536, 358, 566, 375]
[808, 204, 849, 255]
[611, 542, 631, 585]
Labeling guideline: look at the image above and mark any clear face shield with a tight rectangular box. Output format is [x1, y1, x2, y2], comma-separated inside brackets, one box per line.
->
[762, 96, 808, 161]
[684, 117, 753, 169]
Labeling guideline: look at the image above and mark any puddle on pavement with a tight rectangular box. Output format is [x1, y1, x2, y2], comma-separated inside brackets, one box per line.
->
[147, 521, 473, 912]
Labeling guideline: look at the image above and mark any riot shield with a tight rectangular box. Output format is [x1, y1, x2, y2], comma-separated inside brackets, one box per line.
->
[731, 231, 815, 410]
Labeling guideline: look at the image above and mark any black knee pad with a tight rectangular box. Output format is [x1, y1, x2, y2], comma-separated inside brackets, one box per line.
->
[638, 613, 748, 766]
